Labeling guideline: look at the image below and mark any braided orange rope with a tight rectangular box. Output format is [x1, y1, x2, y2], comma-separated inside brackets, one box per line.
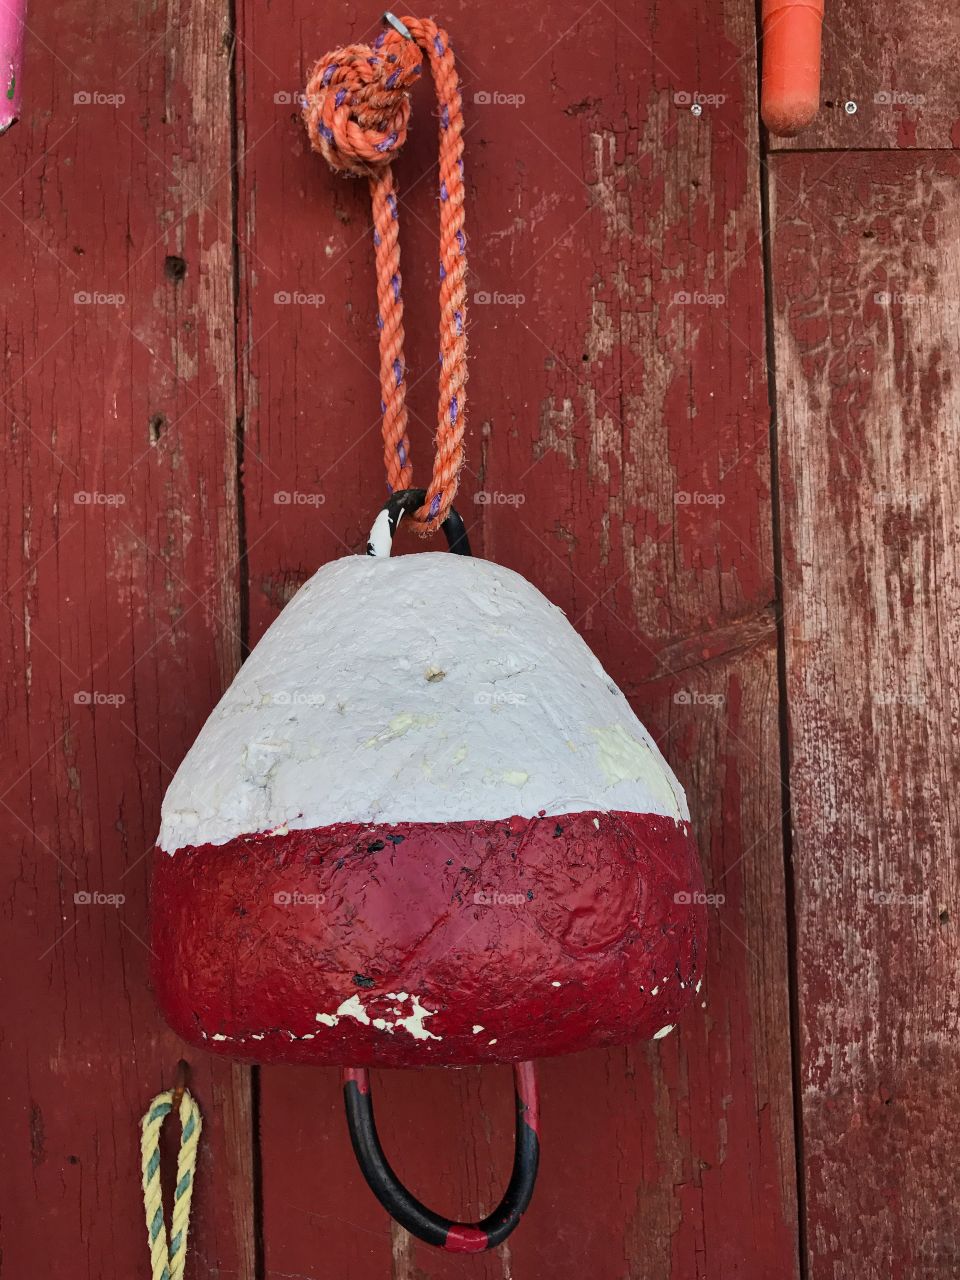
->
[304, 13, 467, 534]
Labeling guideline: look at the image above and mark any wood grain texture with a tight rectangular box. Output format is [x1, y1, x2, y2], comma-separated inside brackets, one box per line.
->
[769, 0, 960, 150]
[235, 0, 799, 1274]
[0, 2, 254, 1276]
[771, 150, 960, 1277]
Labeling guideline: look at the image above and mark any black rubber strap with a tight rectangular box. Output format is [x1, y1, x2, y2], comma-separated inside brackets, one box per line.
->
[366, 487, 471, 557]
[342, 1061, 540, 1252]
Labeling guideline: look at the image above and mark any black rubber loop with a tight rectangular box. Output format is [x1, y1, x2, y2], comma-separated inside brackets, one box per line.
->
[342, 1061, 540, 1252]
[366, 487, 471, 557]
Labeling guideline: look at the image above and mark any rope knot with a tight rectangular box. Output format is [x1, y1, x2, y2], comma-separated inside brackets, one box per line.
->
[304, 27, 423, 176]
[303, 15, 467, 534]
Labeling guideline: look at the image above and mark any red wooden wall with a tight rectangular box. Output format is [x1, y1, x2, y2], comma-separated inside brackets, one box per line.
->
[1, 1, 956, 1277]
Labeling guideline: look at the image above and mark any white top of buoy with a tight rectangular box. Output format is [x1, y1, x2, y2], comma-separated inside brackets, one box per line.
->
[158, 554, 690, 851]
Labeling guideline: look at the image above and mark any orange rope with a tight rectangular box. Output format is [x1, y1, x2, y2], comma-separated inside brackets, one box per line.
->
[304, 14, 467, 534]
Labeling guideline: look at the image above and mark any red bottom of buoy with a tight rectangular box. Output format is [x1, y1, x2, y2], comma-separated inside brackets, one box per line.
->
[152, 810, 706, 1065]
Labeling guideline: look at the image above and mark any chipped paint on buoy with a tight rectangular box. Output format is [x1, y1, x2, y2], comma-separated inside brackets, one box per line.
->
[152, 552, 706, 1066]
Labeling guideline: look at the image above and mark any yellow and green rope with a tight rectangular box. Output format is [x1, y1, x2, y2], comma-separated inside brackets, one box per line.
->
[140, 1084, 202, 1280]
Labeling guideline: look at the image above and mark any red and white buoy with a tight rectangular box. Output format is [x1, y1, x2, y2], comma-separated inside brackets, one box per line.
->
[152, 509, 706, 1068]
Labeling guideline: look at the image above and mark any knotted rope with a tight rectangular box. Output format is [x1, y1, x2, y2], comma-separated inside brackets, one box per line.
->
[303, 12, 467, 534]
[140, 1080, 202, 1280]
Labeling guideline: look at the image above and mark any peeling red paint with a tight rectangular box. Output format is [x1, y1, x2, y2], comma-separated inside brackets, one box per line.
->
[153, 811, 706, 1066]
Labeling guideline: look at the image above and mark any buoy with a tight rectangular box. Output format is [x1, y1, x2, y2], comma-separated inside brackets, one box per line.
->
[154, 500, 706, 1066]
[0, 0, 26, 136]
[150, 14, 707, 1251]
[760, 0, 825, 136]
[152, 495, 706, 1247]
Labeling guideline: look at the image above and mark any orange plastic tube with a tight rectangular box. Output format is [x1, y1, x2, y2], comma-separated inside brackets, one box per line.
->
[760, 0, 825, 136]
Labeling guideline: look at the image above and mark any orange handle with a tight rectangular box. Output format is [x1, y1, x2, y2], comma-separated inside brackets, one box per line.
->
[760, 0, 825, 137]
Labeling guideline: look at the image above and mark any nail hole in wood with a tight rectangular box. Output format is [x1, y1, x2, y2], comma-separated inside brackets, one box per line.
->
[164, 255, 188, 282]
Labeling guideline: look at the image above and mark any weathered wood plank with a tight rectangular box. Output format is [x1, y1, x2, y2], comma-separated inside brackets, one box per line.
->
[771, 150, 960, 1277]
[0, 2, 254, 1276]
[236, 0, 799, 1274]
[769, 0, 960, 150]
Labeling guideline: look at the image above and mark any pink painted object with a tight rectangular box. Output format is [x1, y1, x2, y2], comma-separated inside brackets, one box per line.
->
[0, 0, 25, 135]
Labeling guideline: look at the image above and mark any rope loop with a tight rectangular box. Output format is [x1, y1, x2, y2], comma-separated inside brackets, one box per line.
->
[140, 1085, 203, 1280]
[304, 13, 468, 534]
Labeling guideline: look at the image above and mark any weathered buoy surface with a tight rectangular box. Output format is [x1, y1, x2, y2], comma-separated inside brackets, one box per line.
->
[152, 553, 706, 1065]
